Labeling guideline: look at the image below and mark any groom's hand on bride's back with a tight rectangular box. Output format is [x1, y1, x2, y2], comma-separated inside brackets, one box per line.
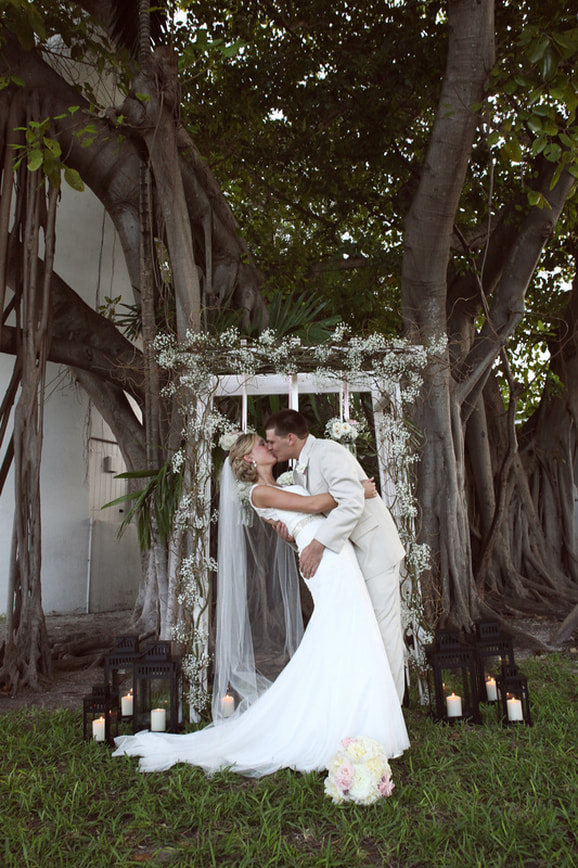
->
[271, 521, 295, 544]
[299, 539, 325, 579]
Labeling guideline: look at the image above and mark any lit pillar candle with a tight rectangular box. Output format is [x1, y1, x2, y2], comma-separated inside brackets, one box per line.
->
[221, 694, 235, 718]
[92, 716, 106, 742]
[485, 677, 497, 702]
[150, 708, 167, 731]
[446, 693, 462, 718]
[507, 697, 523, 722]
[121, 692, 133, 717]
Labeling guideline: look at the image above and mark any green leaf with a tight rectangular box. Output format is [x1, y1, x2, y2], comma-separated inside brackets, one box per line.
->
[526, 116, 543, 134]
[101, 491, 144, 509]
[527, 190, 551, 210]
[551, 28, 578, 57]
[531, 135, 548, 156]
[114, 469, 163, 479]
[542, 119, 559, 136]
[550, 162, 564, 189]
[64, 166, 84, 192]
[540, 48, 558, 82]
[222, 40, 245, 59]
[526, 35, 550, 64]
[27, 149, 43, 171]
[43, 137, 61, 158]
[7, 10, 35, 51]
[543, 143, 561, 163]
[502, 137, 522, 163]
[532, 104, 553, 118]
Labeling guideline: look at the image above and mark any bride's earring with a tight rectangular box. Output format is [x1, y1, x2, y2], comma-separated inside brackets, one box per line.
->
[251, 459, 257, 467]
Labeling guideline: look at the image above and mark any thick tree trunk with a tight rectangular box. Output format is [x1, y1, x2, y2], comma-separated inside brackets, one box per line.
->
[402, 0, 495, 628]
[402, 0, 577, 630]
[0, 155, 57, 691]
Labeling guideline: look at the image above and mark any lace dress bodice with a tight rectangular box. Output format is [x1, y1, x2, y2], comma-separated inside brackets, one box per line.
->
[249, 484, 322, 549]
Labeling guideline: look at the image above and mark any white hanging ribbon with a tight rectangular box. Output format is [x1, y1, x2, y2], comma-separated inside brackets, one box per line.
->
[343, 376, 350, 421]
[288, 374, 299, 411]
[241, 374, 248, 432]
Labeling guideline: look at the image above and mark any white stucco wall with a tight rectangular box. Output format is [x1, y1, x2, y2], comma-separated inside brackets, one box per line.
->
[0, 182, 141, 615]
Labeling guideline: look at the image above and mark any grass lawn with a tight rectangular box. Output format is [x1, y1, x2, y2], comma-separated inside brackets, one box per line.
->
[1, 653, 576, 867]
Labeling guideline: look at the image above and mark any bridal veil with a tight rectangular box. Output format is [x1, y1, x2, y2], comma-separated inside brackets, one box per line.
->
[212, 458, 304, 722]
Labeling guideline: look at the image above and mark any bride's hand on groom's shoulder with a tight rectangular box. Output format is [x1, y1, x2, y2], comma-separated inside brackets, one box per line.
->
[362, 478, 377, 499]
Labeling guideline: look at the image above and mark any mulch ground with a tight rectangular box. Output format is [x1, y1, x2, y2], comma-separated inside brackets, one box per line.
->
[0, 610, 576, 715]
[0, 610, 133, 714]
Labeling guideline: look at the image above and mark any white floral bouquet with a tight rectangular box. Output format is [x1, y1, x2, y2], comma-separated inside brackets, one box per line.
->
[324, 736, 395, 805]
[219, 430, 242, 451]
[276, 470, 294, 487]
[325, 417, 362, 445]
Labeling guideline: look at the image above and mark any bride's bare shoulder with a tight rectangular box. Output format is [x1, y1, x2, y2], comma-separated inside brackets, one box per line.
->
[250, 483, 278, 508]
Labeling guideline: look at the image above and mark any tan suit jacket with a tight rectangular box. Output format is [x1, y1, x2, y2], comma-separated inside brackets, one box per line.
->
[293, 435, 404, 570]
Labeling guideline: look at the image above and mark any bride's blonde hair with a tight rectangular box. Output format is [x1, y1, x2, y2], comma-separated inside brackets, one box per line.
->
[229, 432, 260, 483]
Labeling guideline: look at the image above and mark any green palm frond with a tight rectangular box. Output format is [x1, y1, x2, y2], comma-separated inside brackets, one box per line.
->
[254, 289, 340, 342]
[208, 289, 340, 343]
[102, 462, 182, 551]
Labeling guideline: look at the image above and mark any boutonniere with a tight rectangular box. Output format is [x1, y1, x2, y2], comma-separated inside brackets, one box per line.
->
[296, 461, 308, 474]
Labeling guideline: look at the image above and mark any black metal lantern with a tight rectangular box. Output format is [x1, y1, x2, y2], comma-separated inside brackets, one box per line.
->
[133, 641, 182, 733]
[426, 631, 482, 724]
[496, 663, 532, 726]
[465, 621, 516, 704]
[104, 635, 141, 720]
[104, 635, 141, 721]
[83, 684, 119, 744]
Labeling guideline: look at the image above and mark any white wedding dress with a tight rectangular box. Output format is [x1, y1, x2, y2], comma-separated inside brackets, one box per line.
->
[113, 485, 410, 775]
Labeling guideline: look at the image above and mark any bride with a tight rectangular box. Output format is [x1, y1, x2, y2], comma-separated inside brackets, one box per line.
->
[113, 432, 410, 776]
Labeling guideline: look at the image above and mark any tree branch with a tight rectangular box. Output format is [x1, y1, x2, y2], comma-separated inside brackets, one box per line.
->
[3, 248, 147, 399]
[455, 167, 576, 414]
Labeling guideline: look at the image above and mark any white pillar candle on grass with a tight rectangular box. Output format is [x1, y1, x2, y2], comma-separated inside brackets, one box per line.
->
[446, 693, 462, 717]
[507, 697, 523, 721]
[221, 694, 235, 718]
[121, 693, 133, 716]
[92, 716, 106, 742]
[150, 708, 167, 731]
[485, 677, 498, 702]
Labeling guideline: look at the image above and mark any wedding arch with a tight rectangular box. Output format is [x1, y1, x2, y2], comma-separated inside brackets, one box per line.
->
[156, 327, 441, 714]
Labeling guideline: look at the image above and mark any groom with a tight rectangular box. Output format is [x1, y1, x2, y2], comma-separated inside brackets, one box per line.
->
[264, 409, 406, 702]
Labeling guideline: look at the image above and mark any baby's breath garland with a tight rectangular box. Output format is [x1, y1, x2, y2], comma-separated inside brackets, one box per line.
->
[154, 324, 447, 715]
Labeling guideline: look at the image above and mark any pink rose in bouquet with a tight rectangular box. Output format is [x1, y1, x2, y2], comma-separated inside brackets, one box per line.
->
[324, 736, 395, 806]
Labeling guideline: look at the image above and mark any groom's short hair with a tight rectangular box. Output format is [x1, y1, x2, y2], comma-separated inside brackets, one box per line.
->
[265, 409, 309, 439]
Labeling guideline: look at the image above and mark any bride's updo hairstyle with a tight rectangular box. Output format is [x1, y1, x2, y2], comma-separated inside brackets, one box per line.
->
[229, 432, 260, 483]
